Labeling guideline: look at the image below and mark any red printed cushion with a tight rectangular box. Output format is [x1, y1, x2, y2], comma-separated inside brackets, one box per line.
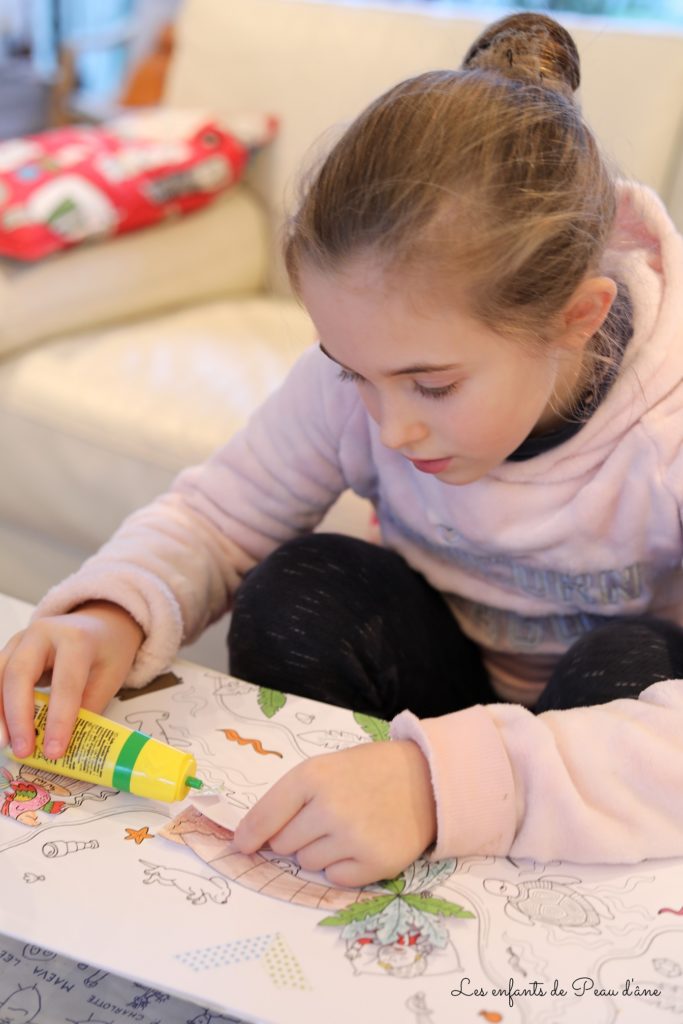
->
[0, 109, 278, 261]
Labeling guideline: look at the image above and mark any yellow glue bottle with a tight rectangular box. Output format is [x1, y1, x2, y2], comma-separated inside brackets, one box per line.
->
[9, 691, 204, 802]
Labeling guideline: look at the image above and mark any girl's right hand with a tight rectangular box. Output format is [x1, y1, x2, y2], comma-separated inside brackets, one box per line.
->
[0, 601, 144, 761]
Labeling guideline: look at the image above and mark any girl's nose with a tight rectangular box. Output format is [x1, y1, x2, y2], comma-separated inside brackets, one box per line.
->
[379, 406, 429, 451]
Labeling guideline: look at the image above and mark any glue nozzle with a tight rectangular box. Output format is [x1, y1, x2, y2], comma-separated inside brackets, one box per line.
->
[185, 776, 204, 790]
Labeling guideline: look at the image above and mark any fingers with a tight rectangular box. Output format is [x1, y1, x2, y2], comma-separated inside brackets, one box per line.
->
[277, 834, 382, 888]
[267, 803, 327, 859]
[0, 610, 141, 764]
[1, 630, 54, 757]
[237, 793, 364, 882]
[291, 835, 337, 873]
[79, 664, 125, 717]
[233, 772, 309, 854]
[43, 637, 124, 759]
[324, 858, 376, 889]
[42, 645, 92, 759]
[0, 632, 24, 748]
[293, 831, 393, 886]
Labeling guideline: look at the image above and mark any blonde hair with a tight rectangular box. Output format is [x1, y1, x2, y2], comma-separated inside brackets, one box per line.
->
[284, 13, 624, 378]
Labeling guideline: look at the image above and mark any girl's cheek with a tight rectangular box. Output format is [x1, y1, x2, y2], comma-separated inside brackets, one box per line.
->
[358, 388, 381, 425]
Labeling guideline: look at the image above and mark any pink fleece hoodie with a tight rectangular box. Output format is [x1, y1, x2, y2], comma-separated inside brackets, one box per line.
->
[34, 182, 683, 864]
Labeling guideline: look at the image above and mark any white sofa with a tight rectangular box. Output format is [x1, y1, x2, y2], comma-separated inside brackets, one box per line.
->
[2, 0, 683, 669]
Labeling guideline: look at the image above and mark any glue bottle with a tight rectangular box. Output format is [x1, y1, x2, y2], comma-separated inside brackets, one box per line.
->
[8, 691, 204, 802]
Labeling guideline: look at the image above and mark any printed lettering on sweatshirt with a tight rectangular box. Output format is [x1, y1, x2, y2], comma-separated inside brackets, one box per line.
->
[382, 507, 648, 609]
[451, 595, 615, 651]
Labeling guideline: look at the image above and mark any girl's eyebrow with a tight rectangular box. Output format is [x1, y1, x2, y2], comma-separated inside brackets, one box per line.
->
[318, 342, 461, 376]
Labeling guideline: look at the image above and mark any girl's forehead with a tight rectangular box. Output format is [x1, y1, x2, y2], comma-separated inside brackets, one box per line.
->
[301, 266, 526, 376]
[298, 257, 471, 323]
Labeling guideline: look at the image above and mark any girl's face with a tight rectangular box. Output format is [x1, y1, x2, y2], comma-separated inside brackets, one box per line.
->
[299, 260, 584, 485]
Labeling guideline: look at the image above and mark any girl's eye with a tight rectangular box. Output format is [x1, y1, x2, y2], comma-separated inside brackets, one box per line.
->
[413, 381, 459, 400]
[337, 367, 363, 384]
[337, 366, 459, 400]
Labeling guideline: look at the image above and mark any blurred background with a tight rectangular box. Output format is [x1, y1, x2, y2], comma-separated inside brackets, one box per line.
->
[0, 0, 182, 138]
[0, 0, 682, 143]
[387, 0, 683, 15]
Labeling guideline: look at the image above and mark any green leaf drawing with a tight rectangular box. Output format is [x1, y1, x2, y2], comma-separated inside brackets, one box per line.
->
[257, 687, 287, 718]
[353, 712, 390, 743]
[400, 857, 456, 893]
[402, 893, 475, 919]
[379, 876, 406, 895]
[318, 893, 396, 927]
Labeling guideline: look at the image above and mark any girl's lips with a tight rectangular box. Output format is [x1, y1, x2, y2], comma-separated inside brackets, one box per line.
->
[409, 457, 452, 474]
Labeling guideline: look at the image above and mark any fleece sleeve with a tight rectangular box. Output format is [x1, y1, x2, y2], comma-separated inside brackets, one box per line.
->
[391, 678, 683, 863]
[32, 347, 365, 687]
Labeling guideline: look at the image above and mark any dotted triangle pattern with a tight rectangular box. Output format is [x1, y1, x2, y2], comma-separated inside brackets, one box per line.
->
[175, 931, 311, 990]
[176, 932, 274, 971]
[261, 932, 311, 991]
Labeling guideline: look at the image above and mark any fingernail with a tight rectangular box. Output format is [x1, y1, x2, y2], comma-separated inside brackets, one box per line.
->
[43, 740, 62, 760]
[12, 737, 32, 758]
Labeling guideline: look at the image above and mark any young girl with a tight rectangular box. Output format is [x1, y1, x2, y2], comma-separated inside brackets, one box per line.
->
[2, 12, 683, 886]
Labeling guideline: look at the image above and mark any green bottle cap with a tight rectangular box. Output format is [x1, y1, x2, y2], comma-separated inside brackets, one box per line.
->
[185, 776, 204, 790]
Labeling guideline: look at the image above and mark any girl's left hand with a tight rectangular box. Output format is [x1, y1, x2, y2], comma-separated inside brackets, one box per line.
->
[232, 740, 437, 887]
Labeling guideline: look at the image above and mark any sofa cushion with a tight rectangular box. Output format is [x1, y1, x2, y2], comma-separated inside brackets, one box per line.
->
[0, 184, 268, 356]
[0, 296, 316, 549]
[0, 109, 276, 261]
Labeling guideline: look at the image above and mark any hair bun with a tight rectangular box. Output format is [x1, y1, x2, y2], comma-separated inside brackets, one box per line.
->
[461, 12, 580, 96]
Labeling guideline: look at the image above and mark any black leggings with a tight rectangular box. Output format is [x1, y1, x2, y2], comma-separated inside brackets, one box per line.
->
[227, 534, 683, 717]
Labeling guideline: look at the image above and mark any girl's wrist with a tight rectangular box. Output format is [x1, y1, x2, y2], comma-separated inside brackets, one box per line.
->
[395, 739, 438, 851]
[74, 600, 145, 645]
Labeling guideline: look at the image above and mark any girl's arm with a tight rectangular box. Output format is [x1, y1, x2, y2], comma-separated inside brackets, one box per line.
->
[0, 347, 362, 755]
[392, 679, 683, 862]
[35, 345, 356, 681]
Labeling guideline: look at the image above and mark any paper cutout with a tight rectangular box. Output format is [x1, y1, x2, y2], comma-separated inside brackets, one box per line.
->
[188, 792, 246, 833]
[160, 804, 380, 911]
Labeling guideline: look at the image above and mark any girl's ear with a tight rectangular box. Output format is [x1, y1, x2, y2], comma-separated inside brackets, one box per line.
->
[558, 276, 618, 350]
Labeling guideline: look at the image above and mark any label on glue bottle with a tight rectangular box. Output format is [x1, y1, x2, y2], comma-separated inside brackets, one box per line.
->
[10, 691, 203, 802]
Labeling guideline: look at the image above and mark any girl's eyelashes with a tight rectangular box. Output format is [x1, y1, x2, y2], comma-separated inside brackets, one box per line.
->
[337, 366, 460, 400]
[337, 367, 363, 384]
[413, 381, 460, 400]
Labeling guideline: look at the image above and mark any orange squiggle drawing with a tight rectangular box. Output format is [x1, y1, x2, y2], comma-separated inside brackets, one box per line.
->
[219, 728, 283, 758]
[658, 906, 683, 915]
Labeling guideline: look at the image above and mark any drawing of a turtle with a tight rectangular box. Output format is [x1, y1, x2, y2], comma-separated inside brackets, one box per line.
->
[483, 875, 613, 933]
